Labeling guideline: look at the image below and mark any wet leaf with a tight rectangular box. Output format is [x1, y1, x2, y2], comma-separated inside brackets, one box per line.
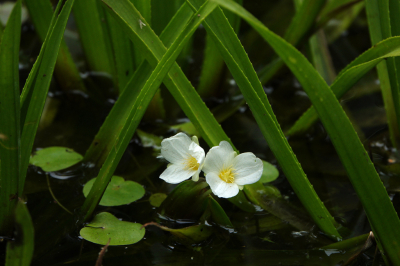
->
[80, 212, 145, 246]
[149, 193, 167, 207]
[29, 147, 83, 172]
[208, 196, 233, 228]
[259, 160, 279, 183]
[83, 176, 144, 207]
[144, 222, 213, 244]
[160, 180, 211, 220]
[5, 200, 34, 266]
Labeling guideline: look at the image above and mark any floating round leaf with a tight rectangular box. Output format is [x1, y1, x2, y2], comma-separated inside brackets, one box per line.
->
[83, 176, 145, 206]
[259, 160, 279, 183]
[149, 193, 167, 207]
[29, 147, 83, 172]
[80, 212, 145, 245]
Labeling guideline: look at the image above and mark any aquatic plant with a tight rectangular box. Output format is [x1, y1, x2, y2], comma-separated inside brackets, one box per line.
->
[1, 0, 400, 264]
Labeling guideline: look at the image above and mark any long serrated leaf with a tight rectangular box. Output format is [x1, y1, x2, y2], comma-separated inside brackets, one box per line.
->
[187, 0, 340, 238]
[365, 0, 400, 148]
[213, 0, 400, 262]
[0, 0, 21, 235]
[19, 0, 75, 195]
[288, 37, 400, 135]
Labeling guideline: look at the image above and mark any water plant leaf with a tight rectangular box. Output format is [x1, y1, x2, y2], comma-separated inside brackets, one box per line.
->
[287, 36, 400, 136]
[5, 201, 34, 266]
[80, 212, 145, 246]
[24, 0, 86, 92]
[187, 0, 339, 238]
[0, 0, 21, 235]
[149, 193, 167, 207]
[82, 0, 233, 220]
[19, 0, 75, 194]
[136, 130, 162, 148]
[213, 0, 400, 261]
[29, 147, 83, 172]
[259, 161, 279, 184]
[72, 0, 113, 74]
[208, 196, 233, 228]
[83, 176, 144, 207]
[244, 182, 315, 233]
[144, 222, 213, 244]
[160, 180, 211, 220]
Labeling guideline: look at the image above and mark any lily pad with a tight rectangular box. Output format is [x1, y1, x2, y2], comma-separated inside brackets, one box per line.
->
[80, 212, 145, 245]
[149, 193, 167, 207]
[259, 160, 279, 183]
[29, 147, 83, 172]
[83, 176, 145, 206]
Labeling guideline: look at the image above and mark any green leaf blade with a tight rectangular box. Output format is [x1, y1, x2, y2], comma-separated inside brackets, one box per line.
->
[0, 0, 21, 235]
[214, 0, 400, 261]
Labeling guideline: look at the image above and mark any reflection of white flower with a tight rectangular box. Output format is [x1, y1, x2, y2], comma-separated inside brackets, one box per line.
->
[159, 133, 205, 184]
[202, 141, 263, 198]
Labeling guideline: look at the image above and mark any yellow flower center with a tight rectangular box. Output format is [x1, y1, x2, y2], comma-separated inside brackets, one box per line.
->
[219, 167, 235, 183]
[184, 155, 199, 171]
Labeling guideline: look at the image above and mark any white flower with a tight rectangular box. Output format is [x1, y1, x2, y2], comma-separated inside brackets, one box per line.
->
[202, 141, 263, 198]
[159, 133, 205, 184]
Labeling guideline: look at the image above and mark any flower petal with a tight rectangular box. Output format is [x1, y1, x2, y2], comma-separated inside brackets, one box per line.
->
[160, 163, 196, 184]
[188, 142, 205, 165]
[232, 152, 263, 185]
[160, 133, 192, 164]
[203, 141, 236, 174]
[206, 172, 239, 198]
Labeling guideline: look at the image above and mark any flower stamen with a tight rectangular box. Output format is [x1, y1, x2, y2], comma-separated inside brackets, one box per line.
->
[219, 168, 235, 183]
[184, 155, 199, 171]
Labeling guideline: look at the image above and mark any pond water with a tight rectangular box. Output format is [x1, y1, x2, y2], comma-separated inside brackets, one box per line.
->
[0, 0, 396, 265]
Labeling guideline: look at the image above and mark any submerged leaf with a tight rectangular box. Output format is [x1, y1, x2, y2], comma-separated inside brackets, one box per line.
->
[144, 222, 213, 244]
[80, 212, 145, 246]
[149, 193, 167, 207]
[29, 147, 83, 172]
[259, 160, 279, 183]
[83, 176, 145, 206]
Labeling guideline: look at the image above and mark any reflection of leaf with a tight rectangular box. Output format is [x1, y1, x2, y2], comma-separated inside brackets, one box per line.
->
[149, 193, 167, 207]
[80, 212, 145, 246]
[136, 129, 162, 148]
[144, 222, 213, 244]
[83, 176, 144, 206]
[259, 160, 279, 183]
[5, 200, 34, 266]
[29, 147, 83, 172]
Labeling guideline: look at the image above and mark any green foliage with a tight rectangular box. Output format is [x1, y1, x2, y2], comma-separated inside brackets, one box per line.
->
[80, 212, 145, 245]
[145, 222, 213, 244]
[149, 193, 167, 207]
[213, 0, 400, 260]
[288, 36, 400, 136]
[259, 161, 279, 184]
[0, 0, 21, 235]
[5, 201, 34, 266]
[29, 147, 83, 172]
[83, 176, 145, 206]
[187, 0, 340, 238]
[20, 0, 75, 194]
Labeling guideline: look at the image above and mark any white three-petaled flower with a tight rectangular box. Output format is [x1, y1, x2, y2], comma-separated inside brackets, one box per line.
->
[202, 141, 263, 198]
[159, 133, 205, 184]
